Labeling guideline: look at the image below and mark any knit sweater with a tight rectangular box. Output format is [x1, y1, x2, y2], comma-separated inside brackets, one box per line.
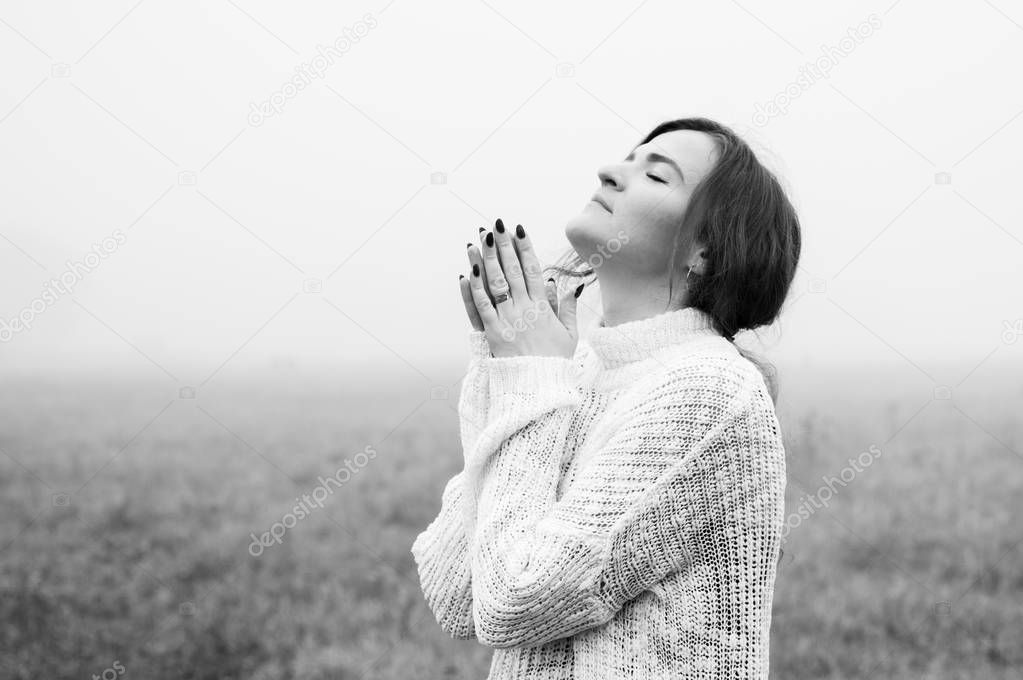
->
[410, 306, 787, 679]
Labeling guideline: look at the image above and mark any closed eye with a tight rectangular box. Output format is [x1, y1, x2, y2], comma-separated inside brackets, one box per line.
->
[647, 173, 667, 184]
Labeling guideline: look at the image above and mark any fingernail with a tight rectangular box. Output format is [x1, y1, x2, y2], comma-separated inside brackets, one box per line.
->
[574, 284, 584, 298]
[495, 218, 504, 234]
[459, 274, 465, 280]
[516, 224, 525, 239]
[546, 277, 554, 284]
[466, 242, 472, 249]
[485, 232, 494, 247]
[473, 264, 480, 277]
[478, 227, 485, 233]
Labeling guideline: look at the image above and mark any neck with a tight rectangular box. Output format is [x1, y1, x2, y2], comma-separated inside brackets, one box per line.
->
[595, 269, 686, 327]
[583, 303, 719, 368]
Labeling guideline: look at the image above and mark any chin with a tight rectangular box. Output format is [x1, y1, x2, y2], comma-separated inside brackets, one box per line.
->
[564, 212, 607, 257]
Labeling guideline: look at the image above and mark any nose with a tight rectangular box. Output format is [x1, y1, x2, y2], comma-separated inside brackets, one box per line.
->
[597, 161, 623, 191]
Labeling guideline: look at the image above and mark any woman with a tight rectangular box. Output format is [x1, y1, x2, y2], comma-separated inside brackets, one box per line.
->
[411, 117, 801, 679]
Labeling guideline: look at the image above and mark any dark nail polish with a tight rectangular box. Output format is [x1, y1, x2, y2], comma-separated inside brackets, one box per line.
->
[479, 227, 485, 233]
[574, 284, 584, 298]
[516, 224, 525, 239]
[485, 232, 494, 247]
[546, 277, 554, 284]
[473, 264, 480, 277]
[495, 218, 504, 234]
[466, 242, 472, 249]
[459, 274, 464, 280]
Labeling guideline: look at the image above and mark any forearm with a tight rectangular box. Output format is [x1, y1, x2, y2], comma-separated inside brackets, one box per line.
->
[410, 471, 477, 639]
[409, 331, 492, 640]
[470, 409, 612, 648]
[461, 355, 614, 648]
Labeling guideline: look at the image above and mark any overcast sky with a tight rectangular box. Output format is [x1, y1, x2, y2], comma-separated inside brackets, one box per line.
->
[1, 0, 1021, 398]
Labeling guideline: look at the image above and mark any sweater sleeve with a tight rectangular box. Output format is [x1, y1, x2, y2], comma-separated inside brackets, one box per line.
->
[409, 329, 494, 640]
[458, 330, 493, 437]
[466, 354, 786, 661]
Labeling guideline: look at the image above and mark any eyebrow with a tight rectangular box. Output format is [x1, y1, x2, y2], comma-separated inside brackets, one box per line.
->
[624, 149, 686, 182]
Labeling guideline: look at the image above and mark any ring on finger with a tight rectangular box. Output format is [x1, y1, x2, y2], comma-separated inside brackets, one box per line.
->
[493, 290, 510, 304]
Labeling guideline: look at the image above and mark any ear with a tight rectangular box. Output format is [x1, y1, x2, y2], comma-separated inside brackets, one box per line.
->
[688, 243, 710, 276]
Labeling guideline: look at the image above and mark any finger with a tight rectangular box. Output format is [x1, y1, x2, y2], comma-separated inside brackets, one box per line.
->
[459, 275, 484, 331]
[558, 283, 584, 342]
[545, 278, 558, 316]
[511, 224, 547, 301]
[492, 218, 529, 303]
[469, 261, 500, 329]
[480, 228, 510, 310]
[467, 240, 494, 306]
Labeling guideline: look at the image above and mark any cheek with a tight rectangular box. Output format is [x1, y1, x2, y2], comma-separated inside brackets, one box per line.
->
[617, 189, 687, 242]
[612, 191, 688, 272]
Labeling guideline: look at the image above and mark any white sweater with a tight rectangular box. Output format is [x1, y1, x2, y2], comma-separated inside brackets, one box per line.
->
[411, 306, 787, 679]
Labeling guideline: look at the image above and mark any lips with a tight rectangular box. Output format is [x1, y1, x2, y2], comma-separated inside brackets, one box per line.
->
[590, 194, 612, 212]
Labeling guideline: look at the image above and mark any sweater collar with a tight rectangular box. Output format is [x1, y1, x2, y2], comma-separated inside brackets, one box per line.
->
[582, 306, 721, 367]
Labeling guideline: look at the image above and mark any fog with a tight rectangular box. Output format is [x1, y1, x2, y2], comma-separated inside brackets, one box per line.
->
[2, 0, 1020, 393]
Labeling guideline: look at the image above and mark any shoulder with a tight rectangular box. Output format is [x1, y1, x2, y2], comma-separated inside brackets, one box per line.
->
[647, 346, 787, 474]
[653, 338, 779, 415]
[641, 340, 760, 408]
[623, 342, 786, 449]
[601, 345, 759, 440]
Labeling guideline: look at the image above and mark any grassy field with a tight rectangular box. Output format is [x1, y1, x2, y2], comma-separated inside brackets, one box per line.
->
[0, 368, 1020, 679]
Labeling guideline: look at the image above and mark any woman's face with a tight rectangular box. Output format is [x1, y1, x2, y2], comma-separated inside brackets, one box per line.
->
[565, 129, 719, 277]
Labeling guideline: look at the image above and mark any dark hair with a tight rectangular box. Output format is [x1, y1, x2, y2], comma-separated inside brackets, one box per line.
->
[544, 117, 802, 404]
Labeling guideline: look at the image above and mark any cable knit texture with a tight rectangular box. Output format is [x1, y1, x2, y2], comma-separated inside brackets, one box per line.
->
[410, 306, 787, 679]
